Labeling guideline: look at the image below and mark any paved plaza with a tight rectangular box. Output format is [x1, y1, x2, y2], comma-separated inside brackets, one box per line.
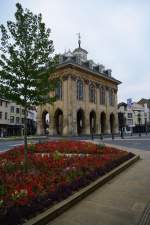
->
[45, 135, 150, 225]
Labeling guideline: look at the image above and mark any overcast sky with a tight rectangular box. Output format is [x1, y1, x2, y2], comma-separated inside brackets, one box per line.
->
[1, 0, 150, 103]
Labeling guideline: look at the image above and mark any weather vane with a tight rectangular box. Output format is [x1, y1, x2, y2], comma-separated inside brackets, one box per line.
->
[76, 32, 81, 48]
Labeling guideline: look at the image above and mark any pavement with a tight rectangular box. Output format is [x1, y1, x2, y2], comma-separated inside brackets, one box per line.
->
[46, 141, 150, 225]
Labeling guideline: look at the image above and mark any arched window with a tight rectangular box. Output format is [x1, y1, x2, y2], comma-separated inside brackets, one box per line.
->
[109, 89, 115, 106]
[100, 86, 105, 105]
[55, 80, 62, 100]
[77, 79, 83, 100]
[89, 84, 96, 103]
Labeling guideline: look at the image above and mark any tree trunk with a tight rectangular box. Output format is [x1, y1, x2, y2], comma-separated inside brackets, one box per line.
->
[24, 106, 28, 172]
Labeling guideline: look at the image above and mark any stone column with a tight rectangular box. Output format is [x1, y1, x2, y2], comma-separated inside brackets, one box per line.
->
[114, 89, 119, 133]
[96, 83, 100, 134]
[49, 105, 55, 135]
[36, 106, 43, 135]
[84, 79, 90, 134]
[105, 87, 111, 134]
[62, 75, 69, 135]
[67, 75, 74, 135]
[71, 75, 77, 135]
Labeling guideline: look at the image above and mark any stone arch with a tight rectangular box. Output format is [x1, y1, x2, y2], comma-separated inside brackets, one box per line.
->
[110, 113, 115, 134]
[89, 110, 96, 134]
[77, 108, 85, 135]
[42, 110, 50, 134]
[100, 111, 106, 134]
[54, 108, 63, 135]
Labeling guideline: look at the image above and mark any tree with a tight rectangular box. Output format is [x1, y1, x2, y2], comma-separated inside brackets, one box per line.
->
[0, 3, 56, 171]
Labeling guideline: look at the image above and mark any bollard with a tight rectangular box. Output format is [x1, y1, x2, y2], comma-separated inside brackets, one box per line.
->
[100, 133, 103, 140]
[111, 133, 114, 140]
[91, 129, 94, 140]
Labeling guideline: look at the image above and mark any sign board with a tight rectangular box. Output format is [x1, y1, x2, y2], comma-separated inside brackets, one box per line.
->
[127, 98, 132, 109]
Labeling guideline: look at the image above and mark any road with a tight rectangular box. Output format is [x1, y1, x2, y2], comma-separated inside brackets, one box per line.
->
[0, 134, 150, 152]
[100, 134, 150, 151]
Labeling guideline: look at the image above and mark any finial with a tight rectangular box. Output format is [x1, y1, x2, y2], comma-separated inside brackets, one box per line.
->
[76, 32, 81, 48]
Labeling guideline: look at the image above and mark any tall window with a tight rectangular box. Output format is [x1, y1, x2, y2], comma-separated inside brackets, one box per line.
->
[10, 116, 14, 123]
[89, 84, 96, 103]
[5, 112, 7, 120]
[55, 80, 62, 100]
[10, 106, 14, 113]
[77, 79, 83, 100]
[100, 86, 105, 105]
[16, 117, 20, 124]
[16, 108, 20, 113]
[109, 89, 115, 106]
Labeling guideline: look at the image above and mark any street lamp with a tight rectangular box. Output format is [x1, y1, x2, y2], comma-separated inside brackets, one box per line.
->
[145, 117, 147, 135]
[91, 117, 94, 140]
[138, 112, 141, 137]
[100, 132, 103, 140]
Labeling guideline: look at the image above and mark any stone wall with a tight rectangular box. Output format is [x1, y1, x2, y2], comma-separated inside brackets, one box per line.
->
[37, 65, 119, 135]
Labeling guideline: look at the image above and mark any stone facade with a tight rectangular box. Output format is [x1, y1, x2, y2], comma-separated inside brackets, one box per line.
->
[37, 46, 121, 135]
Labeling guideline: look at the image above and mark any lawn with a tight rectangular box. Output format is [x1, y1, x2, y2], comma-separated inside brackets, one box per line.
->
[0, 140, 135, 225]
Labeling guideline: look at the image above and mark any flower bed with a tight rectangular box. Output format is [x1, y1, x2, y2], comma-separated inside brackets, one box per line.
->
[0, 141, 135, 225]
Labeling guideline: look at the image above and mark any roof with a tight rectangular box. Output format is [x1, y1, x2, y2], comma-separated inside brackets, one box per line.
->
[118, 102, 127, 108]
[58, 46, 121, 85]
[137, 98, 150, 108]
[73, 47, 88, 54]
[57, 62, 121, 85]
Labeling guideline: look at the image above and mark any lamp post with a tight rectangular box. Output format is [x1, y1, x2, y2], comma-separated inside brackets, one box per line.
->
[145, 117, 147, 135]
[138, 112, 141, 137]
[100, 132, 103, 140]
[91, 117, 94, 140]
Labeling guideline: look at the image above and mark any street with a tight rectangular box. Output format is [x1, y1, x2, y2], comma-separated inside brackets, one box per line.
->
[0, 133, 150, 152]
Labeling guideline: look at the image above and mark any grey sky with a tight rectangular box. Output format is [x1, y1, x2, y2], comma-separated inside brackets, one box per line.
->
[1, 0, 150, 103]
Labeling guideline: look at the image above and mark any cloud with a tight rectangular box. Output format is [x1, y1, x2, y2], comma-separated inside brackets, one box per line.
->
[0, 0, 150, 102]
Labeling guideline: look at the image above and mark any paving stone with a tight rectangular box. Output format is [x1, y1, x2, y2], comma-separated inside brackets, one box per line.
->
[46, 144, 150, 225]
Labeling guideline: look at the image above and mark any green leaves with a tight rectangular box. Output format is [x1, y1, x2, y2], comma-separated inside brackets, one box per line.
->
[0, 3, 56, 108]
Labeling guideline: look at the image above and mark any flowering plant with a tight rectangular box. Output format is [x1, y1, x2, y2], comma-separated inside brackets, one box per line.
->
[0, 141, 134, 225]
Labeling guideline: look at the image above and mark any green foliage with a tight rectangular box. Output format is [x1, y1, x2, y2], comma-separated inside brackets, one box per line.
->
[53, 150, 62, 160]
[0, 199, 4, 207]
[27, 144, 36, 153]
[0, 3, 56, 172]
[0, 185, 5, 196]
[97, 143, 105, 151]
[67, 169, 84, 182]
[0, 3, 56, 107]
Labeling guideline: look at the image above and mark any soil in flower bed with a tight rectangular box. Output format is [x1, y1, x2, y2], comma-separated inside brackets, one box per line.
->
[0, 140, 135, 225]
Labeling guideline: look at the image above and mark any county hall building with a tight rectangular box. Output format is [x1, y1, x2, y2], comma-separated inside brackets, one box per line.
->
[37, 38, 121, 136]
